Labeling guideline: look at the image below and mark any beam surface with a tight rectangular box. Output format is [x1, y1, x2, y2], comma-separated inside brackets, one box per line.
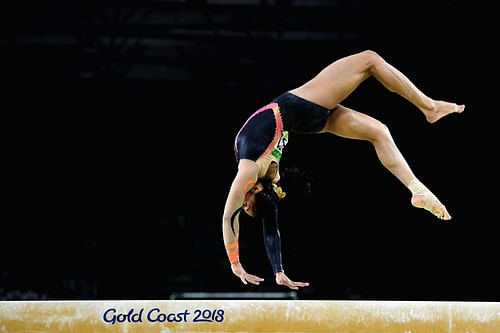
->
[0, 300, 499, 333]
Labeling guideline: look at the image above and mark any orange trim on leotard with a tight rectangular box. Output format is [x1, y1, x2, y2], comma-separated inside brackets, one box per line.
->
[225, 241, 238, 251]
[234, 102, 283, 161]
[257, 104, 283, 160]
[228, 251, 239, 264]
[226, 240, 239, 264]
[243, 179, 256, 194]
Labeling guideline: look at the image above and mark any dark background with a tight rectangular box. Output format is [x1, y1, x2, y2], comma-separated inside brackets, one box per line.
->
[2, 0, 498, 301]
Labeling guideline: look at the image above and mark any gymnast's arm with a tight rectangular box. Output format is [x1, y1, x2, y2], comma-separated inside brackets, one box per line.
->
[261, 211, 284, 274]
[261, 209, 310, 290]
[222, 159, 264, 285]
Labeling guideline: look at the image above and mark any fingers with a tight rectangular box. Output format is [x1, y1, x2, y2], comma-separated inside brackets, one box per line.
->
[276, 275, 309, 290]
[283, 281, 309, 290]
[291, 281, 310, 288]
[239, 272, 309, 289]
[231, 263, 264, 286]
[283, 283, 299, 290]
[244, 274, 264, 286]
[238, 273, 264, 286]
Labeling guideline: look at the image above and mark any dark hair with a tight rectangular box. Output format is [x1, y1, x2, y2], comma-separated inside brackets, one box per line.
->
[254, 179, 280, 218]
[252, 165, 312, 220]
[238, 165, 312, 224]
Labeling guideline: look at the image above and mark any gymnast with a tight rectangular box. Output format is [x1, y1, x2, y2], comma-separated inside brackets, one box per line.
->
[222, 50, 465, 290]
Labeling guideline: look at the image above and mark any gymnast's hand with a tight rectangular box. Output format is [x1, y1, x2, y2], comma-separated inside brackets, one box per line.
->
[275, 271, 309, 290]
[231, 262, 265, 286]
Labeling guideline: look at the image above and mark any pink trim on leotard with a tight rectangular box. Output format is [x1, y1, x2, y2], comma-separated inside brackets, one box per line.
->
[234, 103, 283, 161]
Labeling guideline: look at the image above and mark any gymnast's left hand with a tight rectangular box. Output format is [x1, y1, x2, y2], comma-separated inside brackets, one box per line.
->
[231, 262, 265, 286]
[275, 272, 309, 290]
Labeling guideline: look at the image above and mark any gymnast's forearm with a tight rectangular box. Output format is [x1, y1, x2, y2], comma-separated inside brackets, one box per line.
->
[222, 181, 247, 265]
[222, 208, 241, 265]
[262, 217, 284, 273]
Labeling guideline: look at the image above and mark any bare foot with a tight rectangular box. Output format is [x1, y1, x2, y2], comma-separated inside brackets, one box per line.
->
[423, 101, 465, 123]
[411, 194, 451, 220]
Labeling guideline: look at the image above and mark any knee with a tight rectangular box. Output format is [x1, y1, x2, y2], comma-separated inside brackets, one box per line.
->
[371, 121, 392, 143]
[357, 50, 385, 72]
[338, 112, 389, 142]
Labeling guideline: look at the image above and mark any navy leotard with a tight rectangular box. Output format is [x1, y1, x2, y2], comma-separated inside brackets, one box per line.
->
[234, 91, 331, 163]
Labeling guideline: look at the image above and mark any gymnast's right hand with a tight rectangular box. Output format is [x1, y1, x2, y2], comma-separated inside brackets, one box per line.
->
[231, 262, 264, 286]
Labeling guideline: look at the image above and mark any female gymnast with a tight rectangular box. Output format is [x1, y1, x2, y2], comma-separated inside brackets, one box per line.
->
[222, 50, 465, 290]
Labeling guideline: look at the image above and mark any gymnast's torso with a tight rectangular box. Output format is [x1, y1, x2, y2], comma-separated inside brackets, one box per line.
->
[234, 91, 331, 179]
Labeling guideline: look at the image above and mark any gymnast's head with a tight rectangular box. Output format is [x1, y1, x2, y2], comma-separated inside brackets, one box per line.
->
[242, 179, 283, 218]
[242, 165, 312, 218]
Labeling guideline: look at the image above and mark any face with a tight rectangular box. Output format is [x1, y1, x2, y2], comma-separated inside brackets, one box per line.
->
[242, 182, 263, 217]
[266, 162, 280, 183]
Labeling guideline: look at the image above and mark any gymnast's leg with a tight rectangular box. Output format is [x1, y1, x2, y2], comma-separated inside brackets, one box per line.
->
[290, 50, 464, 123]
[323, 104, 451, 220]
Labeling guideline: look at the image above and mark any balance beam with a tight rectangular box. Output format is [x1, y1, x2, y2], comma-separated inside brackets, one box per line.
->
[1, 300, 499, 332]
